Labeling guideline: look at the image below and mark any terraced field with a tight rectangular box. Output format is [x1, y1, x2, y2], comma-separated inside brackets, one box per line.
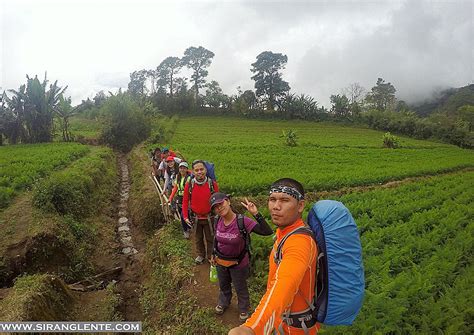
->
[0, 143, 90, 208]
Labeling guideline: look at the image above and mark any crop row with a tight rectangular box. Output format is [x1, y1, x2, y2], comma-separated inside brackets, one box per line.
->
[172, 116, 452, 148]
[246, 171, 473, 334]
[172, 143, 473, 194]
[0, 143, 90, 208]
[318, 172, 473, 334]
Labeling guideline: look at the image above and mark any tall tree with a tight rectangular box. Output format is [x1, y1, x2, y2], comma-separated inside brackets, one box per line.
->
[366, 78, 397, 111]
[330, 94, 351, 118]
[204, 80, 225, 108]
[182, 46, 215, 99]
[251, 51, 290, 110]
[128, 70, 148, 98]
[156, 56, 182, 97]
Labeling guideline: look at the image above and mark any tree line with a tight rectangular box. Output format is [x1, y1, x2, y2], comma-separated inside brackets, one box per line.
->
[118, 46, 473, 147]
[1, 46, 472, 148]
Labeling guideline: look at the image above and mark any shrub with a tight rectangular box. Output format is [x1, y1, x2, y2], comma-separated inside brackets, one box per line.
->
[281, 129, 298, 146]
[100, 94, 151, 152]
[33, 148, 114, 219]
[382, 132, 400, 148]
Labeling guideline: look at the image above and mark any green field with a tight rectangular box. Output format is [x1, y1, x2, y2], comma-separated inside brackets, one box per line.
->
[323, 171, 473, 334]
[0, 143, 90, 208]
[166, 116, 474, 194]
[158, 115, 473, 334]
[69, 116, 103, 138]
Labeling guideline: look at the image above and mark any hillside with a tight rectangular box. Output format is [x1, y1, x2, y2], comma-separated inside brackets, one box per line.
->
[411, 84, 474, 116]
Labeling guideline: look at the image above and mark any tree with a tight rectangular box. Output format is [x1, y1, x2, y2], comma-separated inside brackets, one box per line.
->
[204, 80, 226, 108]
[128, 70, 148, 98]
[280, 93, 319, 119]
[156, 56, 182, 97]
[6, 74, 66, 143]
[330, 94, 351, 118]
[182, 46, 215, 99]
[343, 82, 366, 116]
[457, 105, 474, 131]
[241, 90, 257, 110]
[366, 78, 397, 111]
[251, 51, 290, 111]
[54, 95, 77, 142]
[100, 93, 151, 152]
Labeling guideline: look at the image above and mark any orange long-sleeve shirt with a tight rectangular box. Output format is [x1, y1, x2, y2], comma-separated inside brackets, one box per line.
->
[244, 218, 319, 335]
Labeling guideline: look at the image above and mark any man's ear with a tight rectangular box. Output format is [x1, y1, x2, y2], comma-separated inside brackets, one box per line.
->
[297, 200, 305, 214]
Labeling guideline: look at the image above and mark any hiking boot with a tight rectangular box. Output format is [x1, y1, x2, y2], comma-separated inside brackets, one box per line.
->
[195, 256, 205, 264]
[239, 312, 249, 321]
[215, 305, 225, 315]
[183, 231, 190, 239]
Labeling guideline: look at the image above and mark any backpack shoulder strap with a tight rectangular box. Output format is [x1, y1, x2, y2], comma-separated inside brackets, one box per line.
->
[208, 178, 214, 194]
[212, 215, 220, 256]
[188, 177, 196, 205]
[274, 226, 313, 265]
[236, 214, 248, 242]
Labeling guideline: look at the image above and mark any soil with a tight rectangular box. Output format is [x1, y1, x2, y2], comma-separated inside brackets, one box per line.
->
[188, 236, 242, 330]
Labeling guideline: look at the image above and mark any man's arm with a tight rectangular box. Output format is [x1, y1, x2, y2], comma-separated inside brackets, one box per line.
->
[244, 234, 315, 334]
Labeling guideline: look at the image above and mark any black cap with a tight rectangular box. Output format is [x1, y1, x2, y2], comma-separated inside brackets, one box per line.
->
[209, 192, 229, 209]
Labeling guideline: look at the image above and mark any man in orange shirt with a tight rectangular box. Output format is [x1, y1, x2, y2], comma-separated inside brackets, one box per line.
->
[229, 178, 319, 335]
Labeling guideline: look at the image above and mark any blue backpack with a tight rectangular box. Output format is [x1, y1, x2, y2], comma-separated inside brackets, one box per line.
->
[191, 161, 217, 181]
[275, 200, 364, 327]
[203, 161, 217, 181]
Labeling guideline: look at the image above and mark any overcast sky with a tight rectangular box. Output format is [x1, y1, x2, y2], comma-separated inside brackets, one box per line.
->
[1, 0, 473, 107]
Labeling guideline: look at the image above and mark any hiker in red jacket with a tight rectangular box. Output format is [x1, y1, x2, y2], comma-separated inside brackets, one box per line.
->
[182, 160, 219, 264]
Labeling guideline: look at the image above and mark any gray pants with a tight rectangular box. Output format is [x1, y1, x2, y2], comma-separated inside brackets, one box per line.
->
[216, 264, 250, 313]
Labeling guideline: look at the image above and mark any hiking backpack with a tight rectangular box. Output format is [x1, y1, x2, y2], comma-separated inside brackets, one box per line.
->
[274, 200, 364, 326]
[191, 160, 217, 181]
[212, 214, 251, 265]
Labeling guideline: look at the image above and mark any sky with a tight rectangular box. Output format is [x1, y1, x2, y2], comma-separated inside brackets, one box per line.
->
[1, 0, 473, 107]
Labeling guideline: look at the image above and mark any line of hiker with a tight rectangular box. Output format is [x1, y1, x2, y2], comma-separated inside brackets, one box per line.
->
[150, 148, 365, 335]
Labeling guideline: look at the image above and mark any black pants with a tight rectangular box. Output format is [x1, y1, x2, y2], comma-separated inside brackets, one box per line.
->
[216, 264, 250, 313]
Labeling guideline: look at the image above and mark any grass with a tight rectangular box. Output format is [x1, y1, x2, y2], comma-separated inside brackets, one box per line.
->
[0, 146, 118, 285]
[0, 142, 89, 208]
[155, 116, 474, 195]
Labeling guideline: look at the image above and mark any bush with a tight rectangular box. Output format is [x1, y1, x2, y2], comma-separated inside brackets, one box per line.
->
[382, 132, 400, 148]
[100, 94, 151, 152]
[33, 148, 114, 219]
[281, 129, 298, 146]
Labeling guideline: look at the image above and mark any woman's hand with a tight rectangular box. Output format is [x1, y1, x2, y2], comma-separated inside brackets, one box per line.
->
[241, 198, 258, 216]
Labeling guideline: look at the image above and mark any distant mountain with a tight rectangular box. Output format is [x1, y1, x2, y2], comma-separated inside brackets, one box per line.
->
[410, 84, 474, 117]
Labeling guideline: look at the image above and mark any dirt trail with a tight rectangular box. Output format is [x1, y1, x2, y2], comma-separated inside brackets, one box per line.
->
[188, 235, 243, 330]
[115, 154, 144, 322]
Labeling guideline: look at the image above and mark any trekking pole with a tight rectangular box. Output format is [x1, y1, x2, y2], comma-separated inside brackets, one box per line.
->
[149, 175, 173, 224]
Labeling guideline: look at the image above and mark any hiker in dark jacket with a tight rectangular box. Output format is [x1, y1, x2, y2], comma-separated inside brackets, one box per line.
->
[182, 160, 219, 264]
[210, 192, 273, 322]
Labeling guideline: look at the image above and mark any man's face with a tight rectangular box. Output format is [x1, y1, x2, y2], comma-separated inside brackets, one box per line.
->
[163, 152, 170, 159]
[193, 163, 207, 181]
[154, 151, 161, 159]
[268, 192, 305, 227]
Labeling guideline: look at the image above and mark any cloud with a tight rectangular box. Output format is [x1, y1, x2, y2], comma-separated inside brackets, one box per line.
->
[1, 0, 472, 106]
